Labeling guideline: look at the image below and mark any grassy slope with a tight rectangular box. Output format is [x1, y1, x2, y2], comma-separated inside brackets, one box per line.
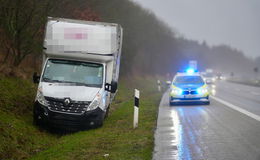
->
[0, 77, 59, 160]
[0, 76, 161, 160]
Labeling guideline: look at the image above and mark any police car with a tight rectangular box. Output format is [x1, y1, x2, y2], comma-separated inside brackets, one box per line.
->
[169, 69, 210, 105]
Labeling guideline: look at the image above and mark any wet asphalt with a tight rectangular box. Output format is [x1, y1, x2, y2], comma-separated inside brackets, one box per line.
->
[153, 81, 260, 160]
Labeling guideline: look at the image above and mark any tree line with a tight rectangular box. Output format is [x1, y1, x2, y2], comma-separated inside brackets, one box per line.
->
[0, 0, 257, 77]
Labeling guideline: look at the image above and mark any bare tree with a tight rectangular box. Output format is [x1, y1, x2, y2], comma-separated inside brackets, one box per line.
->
[0, 0, 59, 66]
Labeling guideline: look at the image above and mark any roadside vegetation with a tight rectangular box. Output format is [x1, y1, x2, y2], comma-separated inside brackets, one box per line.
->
[1, 0, 258, 159]
[0, 76, 162, 160]
[1, 0, 257, 77]
[0, 76, 59, 160]
[227, 78, 260, 87]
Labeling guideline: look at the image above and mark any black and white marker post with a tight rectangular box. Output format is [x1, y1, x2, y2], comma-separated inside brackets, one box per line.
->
[133, 89, 140, 129]
[157, 80, 161, 92]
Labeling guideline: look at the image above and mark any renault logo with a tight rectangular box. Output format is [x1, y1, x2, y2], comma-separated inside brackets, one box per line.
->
[64, 98, 71, 106]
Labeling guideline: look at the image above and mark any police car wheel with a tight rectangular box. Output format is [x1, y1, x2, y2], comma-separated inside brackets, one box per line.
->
[170, 102, 178, 106]
[204, 101, 210, 105]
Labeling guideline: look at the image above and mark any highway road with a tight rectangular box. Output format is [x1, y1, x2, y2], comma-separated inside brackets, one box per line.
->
[153, 81, 260, 160]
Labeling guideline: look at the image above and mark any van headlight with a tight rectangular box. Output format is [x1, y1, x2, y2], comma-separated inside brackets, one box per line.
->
[87, 93, 101, 111]
[36, 88, 48, 106]
[197, 88, 208, 94]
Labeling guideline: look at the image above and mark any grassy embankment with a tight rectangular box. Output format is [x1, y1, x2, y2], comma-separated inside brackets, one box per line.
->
[0, 76, 162, 160]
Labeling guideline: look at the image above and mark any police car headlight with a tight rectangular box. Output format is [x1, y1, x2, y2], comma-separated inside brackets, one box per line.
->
[36, 88, 48, 106]
[197, 88, 208, 94]
[87, 93, 101, 111]
[171, 88, 183, 95]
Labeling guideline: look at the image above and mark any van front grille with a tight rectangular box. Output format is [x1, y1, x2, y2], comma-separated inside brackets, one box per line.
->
[45, 97, 91, 114]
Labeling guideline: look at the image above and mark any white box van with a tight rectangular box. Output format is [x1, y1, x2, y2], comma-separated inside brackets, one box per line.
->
[33, 17, 123, 130]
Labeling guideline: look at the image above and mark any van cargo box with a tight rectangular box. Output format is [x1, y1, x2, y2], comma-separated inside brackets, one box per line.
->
[43, 17, 122, 62]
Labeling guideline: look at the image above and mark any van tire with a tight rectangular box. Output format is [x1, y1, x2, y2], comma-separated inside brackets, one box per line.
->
[33, 113, 42, 126]
[93, 111, 106, 128]
[92, 118, 104, 128]
[33, 115, 39, 125]
[97, 120, 104, 127]
[104, 105, 110, 119]
[33, 104, 45, 127]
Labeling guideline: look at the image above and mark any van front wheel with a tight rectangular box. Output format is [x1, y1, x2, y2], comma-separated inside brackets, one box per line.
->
[33, 104, 44, 126]
[33, 114, 41, 125]
[105, 105, 110, 119]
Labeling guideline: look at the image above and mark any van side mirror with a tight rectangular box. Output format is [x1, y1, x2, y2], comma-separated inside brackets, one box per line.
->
[33, 72, 40, 84]
[105, 81, 118, 93]
[111, 81, 118, 93]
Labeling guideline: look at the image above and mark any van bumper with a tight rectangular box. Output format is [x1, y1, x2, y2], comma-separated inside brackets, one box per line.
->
[33, 101, 105, 130]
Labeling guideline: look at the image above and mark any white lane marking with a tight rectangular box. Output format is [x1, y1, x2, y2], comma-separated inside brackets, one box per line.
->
[211, 96, 260, 122]
[251, 92, 260, 96]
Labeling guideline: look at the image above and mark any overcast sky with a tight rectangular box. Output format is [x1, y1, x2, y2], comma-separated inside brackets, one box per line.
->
[132, 0, 260, 58]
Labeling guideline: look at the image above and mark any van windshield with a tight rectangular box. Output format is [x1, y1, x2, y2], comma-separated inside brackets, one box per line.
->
[174, 76, 204, 84]
[42, 59, 103, 88]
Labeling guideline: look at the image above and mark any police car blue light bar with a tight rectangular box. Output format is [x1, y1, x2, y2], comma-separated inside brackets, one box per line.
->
[186, 68, 195, 74]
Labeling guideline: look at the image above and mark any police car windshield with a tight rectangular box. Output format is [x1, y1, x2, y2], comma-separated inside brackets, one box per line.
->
[174, 76, 204, 84]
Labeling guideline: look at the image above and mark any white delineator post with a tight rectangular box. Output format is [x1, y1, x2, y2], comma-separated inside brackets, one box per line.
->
[134, 89, 140, 129]
[157, 80, 161, 92]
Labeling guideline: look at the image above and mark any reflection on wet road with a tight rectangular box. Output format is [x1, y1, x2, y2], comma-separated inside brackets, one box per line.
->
[153, 81, 260, 160]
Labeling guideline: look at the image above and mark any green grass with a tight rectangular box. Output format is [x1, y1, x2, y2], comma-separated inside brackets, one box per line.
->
[0, 76, 59, 160]
[0, 76, 162, 160]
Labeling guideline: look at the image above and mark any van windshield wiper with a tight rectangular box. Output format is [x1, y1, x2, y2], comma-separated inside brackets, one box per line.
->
[42, 78, 101, 87]
[66, 82, 102, 88]
[65, 82, 91, 87]
[42, 77, 63, 83]
[43, 78, 86, 85]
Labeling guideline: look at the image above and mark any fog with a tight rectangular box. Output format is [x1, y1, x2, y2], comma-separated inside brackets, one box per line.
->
[132, 0, 260, 59]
